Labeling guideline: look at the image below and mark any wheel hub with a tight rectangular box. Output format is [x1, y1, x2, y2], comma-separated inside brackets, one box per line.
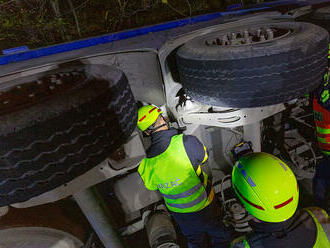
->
[205, 27, 292, 46]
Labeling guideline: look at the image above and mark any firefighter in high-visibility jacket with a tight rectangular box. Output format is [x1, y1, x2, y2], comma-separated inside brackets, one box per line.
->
[313, 45, 330, 211]
[231, 153, 330, 248]
[137, 105, 231, 248]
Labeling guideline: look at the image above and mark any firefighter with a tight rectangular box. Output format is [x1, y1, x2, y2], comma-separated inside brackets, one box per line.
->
[137, 105, 231, 248]
[312, 45, 330, 211]
[230, 152, 330, 248]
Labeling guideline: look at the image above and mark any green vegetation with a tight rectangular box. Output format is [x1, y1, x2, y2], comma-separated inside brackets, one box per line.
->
[0, 0, 254, 50]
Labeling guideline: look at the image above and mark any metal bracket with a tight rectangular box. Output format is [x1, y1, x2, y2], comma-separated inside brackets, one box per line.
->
[177, 103, 285, 128]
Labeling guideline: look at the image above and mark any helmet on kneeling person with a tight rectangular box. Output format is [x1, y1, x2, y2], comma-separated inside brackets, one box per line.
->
[232, 152, 299, 223]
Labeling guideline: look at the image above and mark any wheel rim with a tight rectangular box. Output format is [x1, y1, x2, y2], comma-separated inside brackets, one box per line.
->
[157, 242, 180, 248]
[204, 27, 292, 46]
[0, 227, 83, 248]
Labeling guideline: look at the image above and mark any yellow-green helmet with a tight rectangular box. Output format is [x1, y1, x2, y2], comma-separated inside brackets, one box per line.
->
[232, 152, 299, 223]
[137, 105, 163, 131]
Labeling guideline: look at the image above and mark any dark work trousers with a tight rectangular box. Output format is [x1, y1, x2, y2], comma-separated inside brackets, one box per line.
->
[313, 155, 330, 211]
[170, 200, 232, 248]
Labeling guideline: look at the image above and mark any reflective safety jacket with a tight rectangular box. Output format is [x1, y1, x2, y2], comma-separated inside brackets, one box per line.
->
[313, 70, 330, 155]
[138, 134, 213, 213]
[230, 207, 330, 248]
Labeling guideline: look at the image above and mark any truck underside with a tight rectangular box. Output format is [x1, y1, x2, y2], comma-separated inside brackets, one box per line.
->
[0, 1, 329, 247]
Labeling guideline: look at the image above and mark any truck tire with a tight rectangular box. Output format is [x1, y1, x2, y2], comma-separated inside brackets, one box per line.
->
[0, 64, 137, 206]
[0, 200, 89, 248]
[310, 7, 330, 34]
[0, 227, 83, 248]
[297, 6, 330, 34]
[310, 6, 330, 22]
[176, 22, 329, 108]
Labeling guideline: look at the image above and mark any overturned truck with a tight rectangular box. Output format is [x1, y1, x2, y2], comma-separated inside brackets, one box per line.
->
[0, 1, 329, 247]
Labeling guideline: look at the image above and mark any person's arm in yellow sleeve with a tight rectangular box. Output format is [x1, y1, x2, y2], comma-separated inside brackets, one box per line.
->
[182, 135, 212, 186]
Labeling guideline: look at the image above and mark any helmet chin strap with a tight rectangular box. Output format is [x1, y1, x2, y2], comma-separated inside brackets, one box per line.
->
[148, 116, 169, 134]
[150, 123, 167, 133]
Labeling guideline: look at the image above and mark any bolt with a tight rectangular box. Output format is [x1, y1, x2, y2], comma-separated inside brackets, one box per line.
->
[37, 80, 42, 85]
[56, 80, 62, 85]
[222, 35, 229, 45]
[3, 101, 9, 104]
[245, 37, 252, 44]
[266, 28, 274, 40]
[16, 85, 21, 89]
[260, 34, 266, 41]
[29, 93, 35, 98]
[50, 75, 57, 83]
[244, 30, 249, 39]
[49, 86, 55, 90]
[257, 29, 261, 37]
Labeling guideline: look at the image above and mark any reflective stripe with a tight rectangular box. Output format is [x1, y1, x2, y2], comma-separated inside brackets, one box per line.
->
[205, 187, 214, 207]
[317, 126, 330, 135]
[279, 162, 287, 171]
[166, 190, 207, 209]
[235, 186, 264, 210]
[317, 136, 330, 144]
[318, 133, 330, 139]
[322, 150, 330, 156]
[247, 177, 256, 187]
[202, 146, 208, 163]
[139, 115, 146, 122]
[318, 142, 330, 151]
[196, 165, 202, 176]
[230, 235, 250, 248]
[149, 107, 157, 113]
[162, 183, 202, 200]
[203, 171, 208, 187]
[243, 239, 251, 248]
[274, 197, 293, 209]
